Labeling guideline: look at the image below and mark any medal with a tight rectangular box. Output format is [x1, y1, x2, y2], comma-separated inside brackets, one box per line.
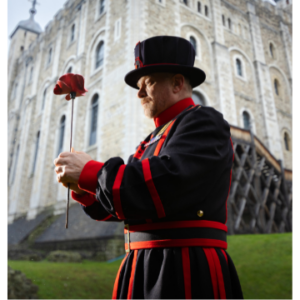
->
[145, 134, 162, 147]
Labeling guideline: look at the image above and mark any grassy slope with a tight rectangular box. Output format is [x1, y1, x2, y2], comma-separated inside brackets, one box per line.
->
[227, 233, 292, 299]
[8, 233, 292, 299]
[8, 260, 121, 299]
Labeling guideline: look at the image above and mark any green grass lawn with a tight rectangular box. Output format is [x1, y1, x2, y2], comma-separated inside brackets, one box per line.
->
[227, 233, 292, 299]
[8, 233, 292, 299]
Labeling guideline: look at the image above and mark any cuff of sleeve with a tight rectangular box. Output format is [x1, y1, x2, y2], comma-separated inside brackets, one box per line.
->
[78, 160, 104, 195]
[71, 191, 96, 207]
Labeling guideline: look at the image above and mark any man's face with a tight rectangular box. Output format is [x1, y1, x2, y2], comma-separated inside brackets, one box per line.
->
[137, 73, 173, 119]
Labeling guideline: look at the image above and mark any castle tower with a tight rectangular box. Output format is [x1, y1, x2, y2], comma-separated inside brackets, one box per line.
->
[7, 0, 292, 223]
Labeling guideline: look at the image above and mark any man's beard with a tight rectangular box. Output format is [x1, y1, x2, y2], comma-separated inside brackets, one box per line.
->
[142, 97, 166, 119]
[142, 101, 158, 118]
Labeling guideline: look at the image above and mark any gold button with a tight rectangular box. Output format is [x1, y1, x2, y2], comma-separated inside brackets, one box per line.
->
[197, 210, 204, 217]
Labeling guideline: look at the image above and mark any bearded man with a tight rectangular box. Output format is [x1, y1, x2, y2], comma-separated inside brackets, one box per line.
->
[54, 36, 243, 299]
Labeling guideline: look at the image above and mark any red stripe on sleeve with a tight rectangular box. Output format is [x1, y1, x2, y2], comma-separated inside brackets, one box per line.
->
[112, 253, 128, 299]
[181, 247, 192, 299]
[127, 250, 138, 299]
[78, 160, 104, 195]
[71, 191, 96, 207]
[211, 248, 227, 299]
[141, 158, 166, 218]
[220, 249, 228, 264]
[97, 214, 113, 221]
[203, 248, 219, 299]
[112, 165, 126, 220]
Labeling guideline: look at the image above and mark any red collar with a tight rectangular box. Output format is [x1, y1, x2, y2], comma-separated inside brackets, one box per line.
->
[154, 97, 195, 128]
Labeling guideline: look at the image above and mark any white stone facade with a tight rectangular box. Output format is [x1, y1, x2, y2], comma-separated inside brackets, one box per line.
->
[7, 0, 292, 222]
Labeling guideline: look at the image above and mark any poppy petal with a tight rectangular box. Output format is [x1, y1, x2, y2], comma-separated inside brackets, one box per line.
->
[58, 80, 72, 94]
[53, 84, 62, 95]
[59, 74, 73, 90]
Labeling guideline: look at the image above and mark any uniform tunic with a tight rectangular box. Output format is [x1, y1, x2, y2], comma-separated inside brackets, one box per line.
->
[72, 97, 243, 299]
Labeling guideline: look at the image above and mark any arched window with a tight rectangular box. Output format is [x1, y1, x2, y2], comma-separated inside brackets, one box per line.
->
[89, 94, 99, 146]
[29, 66, 34, 82]
[32, 131, 40, 175]
[48, 48, 52, 65]
[236, 59, 243, 77]
[192, 91, 205, 105]
[222, 15, 226, 26]
[274, 79, 279, 95]
[242, 111, 251, 130]
[197, 2, 201, 13]
[57, 115, 66, 156]
[10, 144, 20, 185]
[284, 132, 291, 151]
[189, 36, 197, 55]
[95, 41, 104, 69]
[269, 43, 274, 58]
[100, 0, 105, 14]
[42, 88, 47, 110]
[228, 18, 231, 30]
[205, 5, 209, 17]
[70, 24, 75, 42]
[12, 82, 18, 99]
[67, 66, 72, 73]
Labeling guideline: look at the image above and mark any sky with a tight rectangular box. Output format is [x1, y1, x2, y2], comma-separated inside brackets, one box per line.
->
[7, 0, 67, 50]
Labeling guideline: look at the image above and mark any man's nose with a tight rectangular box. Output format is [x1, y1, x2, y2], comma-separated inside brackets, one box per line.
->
[137, 87, 147, 98]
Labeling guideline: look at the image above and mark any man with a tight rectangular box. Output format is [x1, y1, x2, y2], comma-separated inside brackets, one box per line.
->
[54, 36, 243, 299]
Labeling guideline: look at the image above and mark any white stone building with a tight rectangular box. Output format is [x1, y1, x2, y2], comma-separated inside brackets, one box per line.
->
[8, 0, 292, 223]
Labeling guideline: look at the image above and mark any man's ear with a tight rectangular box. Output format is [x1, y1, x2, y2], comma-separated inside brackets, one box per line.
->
[172, 74, 185, 94]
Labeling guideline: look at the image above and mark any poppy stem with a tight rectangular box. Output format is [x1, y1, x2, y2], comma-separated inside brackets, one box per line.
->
[66, 92, 76, 229]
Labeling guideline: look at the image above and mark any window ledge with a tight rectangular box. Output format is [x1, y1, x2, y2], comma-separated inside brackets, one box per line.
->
[90, 65, 104, 78]
[67, 40, 76, 50]
[235, 74, 247, 82]
[85, 144, 98, 152]
[180, 3, 211, 22]
[95, 11, 106, 23]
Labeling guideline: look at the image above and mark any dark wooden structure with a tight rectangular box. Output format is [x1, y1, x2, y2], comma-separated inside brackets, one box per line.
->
[227, 126, 292, 235]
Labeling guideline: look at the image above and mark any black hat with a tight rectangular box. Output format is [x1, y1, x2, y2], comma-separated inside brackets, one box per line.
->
[124, 36, 206, 89]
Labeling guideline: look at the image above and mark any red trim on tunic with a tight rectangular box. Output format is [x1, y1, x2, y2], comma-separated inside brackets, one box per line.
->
[225, 137, 235, 223]
[133, 141, 147, 159]
[78, 160, 104, 195]
[221, 249, 228, 264]
[112, 253, 128, 299]
[153, 120, 176, 156]
[71, 191, 96, 207]
[128, 220, 227, 232]
[141, 158, 166, 218]
[127, 250, 138, 299]
[211, 248, 227, 299]
[112, 165, 126, 220]
[97, 214, 113, 221]
[181, 247, 192, 299]
[125, 238, 227, 251]
[203, 248, 219, 299]
[154, 98, 195, 128]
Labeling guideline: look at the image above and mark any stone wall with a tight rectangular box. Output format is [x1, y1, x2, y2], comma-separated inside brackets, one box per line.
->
[8, 0, 292, 221]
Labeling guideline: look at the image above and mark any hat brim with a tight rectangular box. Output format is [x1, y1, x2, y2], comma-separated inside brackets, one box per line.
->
[124, 65, 206, 89]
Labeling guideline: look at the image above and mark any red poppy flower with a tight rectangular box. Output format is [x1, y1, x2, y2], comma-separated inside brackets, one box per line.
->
[53, 73, 88, 100]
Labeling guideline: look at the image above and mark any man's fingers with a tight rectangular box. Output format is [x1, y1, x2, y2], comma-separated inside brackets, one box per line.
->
[55, 166, 64, 174]
[54, 156, 69, 166]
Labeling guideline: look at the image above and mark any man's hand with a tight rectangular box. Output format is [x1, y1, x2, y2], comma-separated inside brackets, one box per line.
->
[62, 182, 86, 196]
[54, 148, 92, 185]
